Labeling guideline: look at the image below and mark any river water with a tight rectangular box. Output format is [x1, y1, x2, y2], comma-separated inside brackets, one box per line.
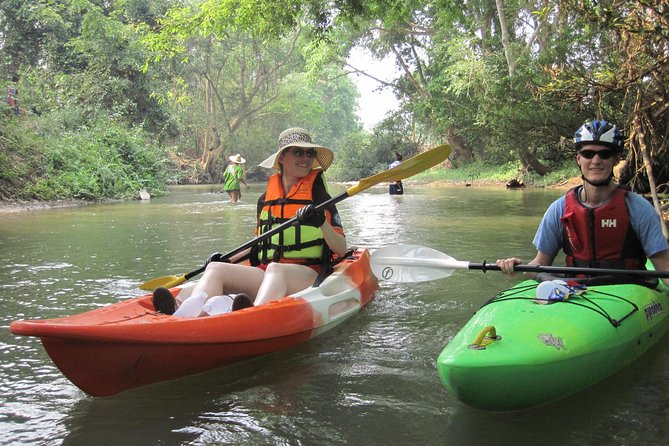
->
[1, 184, 668, 445]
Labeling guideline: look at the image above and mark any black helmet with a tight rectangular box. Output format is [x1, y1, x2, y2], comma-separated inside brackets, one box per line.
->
[573, 120, 623, 150]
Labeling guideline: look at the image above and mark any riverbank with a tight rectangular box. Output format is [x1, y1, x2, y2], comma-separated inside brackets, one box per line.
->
[2, 179, 666, 234]
[0, 198, 108, 213]
[424, 178, 580, 189]
[0, 178, 575, 214]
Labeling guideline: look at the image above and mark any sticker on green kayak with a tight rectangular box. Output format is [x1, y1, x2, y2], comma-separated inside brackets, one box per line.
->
[537, 333, 566, 351]
[644, 301, 663, 322]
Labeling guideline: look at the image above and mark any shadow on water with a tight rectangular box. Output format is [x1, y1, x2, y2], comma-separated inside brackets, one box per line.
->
[58, 306, 381, 446]
[60, 345, 330, 445]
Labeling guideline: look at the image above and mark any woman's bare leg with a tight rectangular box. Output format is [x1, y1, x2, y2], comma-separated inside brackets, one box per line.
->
[193, 262, 264, 297]
[175, 263, 265, 316]
[253, 263, 317, 306]
[229, 190, 240, 203]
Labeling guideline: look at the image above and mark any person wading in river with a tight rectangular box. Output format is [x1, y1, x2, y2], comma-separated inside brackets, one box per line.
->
[222, 153, 249, 203]
[388, 152, 404, 195]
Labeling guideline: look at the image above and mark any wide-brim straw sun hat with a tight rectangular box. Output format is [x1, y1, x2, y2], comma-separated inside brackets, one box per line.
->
[229, 154, 246, 164]
[258, 127, 334, 171]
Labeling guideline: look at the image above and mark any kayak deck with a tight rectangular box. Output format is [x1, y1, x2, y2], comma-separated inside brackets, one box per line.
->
[437, 278, 669, 411]
[10, 249, 378, 397]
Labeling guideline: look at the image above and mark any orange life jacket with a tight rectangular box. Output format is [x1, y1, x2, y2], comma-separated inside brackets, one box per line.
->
[255, 170, 334, 265]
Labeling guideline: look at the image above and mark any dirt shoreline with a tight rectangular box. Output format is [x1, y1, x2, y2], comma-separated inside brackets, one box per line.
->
[0, 199, 103, 214]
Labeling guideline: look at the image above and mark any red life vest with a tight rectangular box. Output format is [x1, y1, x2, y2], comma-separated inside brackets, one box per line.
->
[255, 170, 333, 265]
[561, 187, 645, 269]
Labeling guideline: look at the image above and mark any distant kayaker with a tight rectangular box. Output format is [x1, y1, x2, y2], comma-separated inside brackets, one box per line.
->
[153, 127, 347, 316]
[496, 119, 669, 286]
[388, 152, 404, 195]
[222, 153, 249, 203]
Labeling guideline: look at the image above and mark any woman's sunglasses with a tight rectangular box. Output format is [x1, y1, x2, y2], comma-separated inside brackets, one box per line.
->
[579, 149, 615, 160]
[289, 148, 317, 158]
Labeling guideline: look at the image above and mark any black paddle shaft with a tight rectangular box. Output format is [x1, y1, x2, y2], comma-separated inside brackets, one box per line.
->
[469, 262, 669, 278]
[183, 191, 350, 281]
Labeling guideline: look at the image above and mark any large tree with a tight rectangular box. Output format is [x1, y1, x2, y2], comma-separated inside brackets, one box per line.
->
[143, 0, 363, 182]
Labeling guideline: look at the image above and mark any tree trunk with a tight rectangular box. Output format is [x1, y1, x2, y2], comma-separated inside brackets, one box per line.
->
[632, 112, 669, 239]
[519, 147, 550, 176]
[202, 127, 223, 183]
[196, 35, 225, 183]
[445, 125, 473, 165]
[495, 0, 515, 78]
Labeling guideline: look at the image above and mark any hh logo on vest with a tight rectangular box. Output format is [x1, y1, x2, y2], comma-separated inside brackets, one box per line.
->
[601, 219, 617, 228]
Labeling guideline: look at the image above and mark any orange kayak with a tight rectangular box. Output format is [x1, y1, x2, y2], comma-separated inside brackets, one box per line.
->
[10, 249, 378, 397]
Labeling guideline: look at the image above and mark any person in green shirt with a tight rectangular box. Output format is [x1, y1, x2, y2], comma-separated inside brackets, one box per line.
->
[223, 153, 249, 203]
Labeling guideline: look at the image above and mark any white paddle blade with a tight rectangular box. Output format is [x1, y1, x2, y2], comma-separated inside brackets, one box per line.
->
[371, 244, 469, 283]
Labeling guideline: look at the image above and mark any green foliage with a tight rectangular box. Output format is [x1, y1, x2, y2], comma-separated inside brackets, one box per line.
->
[145, 0, 304, 56]
[0, 119, 44, 201]
[413, 161, 519, 184]
[2, 0, 667, 204]
[28, 122, 174, 200]
[203, 64, 361, 177]
[327, 131, 382, 181]
[278, 66, 362, 152]
[527, 163, 580, 187]
[327, 124, 419, 181]
[0, 112, 174, 201]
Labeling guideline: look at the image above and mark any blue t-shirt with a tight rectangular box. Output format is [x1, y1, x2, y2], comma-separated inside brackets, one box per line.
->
[533, 187, 669, 258]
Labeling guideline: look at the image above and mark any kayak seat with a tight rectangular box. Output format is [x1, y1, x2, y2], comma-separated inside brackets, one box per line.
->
[312, 249, 355, 287]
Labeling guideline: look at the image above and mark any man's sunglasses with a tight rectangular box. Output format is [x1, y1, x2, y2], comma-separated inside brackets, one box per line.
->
[289, 148, 317, 158]
[579, 149, 615, 160]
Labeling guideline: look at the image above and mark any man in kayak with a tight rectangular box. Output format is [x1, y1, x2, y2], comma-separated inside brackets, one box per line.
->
[153, 127, 347, 316]
[496, 119, 669, 286]
[222, 153, 249, 203]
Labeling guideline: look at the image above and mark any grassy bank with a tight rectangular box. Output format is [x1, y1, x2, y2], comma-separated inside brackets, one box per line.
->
[1, 116, 176, 202]
[413, 161, 580, 187]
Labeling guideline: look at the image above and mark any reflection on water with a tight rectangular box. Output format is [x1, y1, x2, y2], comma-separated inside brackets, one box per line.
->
[2, 184, 669, 445]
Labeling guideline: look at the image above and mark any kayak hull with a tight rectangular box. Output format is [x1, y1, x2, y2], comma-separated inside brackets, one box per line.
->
[10, 249, 378, 397]
[437, 278, 669, 411]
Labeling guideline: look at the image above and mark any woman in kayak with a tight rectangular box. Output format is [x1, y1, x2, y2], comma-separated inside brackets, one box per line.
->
[496, 119, 669, 285]
[152, 127, 347, 316]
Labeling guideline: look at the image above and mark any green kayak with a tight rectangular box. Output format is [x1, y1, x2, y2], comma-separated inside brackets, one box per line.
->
[437, 276, 669, 411]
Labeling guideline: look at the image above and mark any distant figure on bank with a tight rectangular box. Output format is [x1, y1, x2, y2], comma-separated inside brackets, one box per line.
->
[223, 153, 249, 203]
[388, 152, 404, 195]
